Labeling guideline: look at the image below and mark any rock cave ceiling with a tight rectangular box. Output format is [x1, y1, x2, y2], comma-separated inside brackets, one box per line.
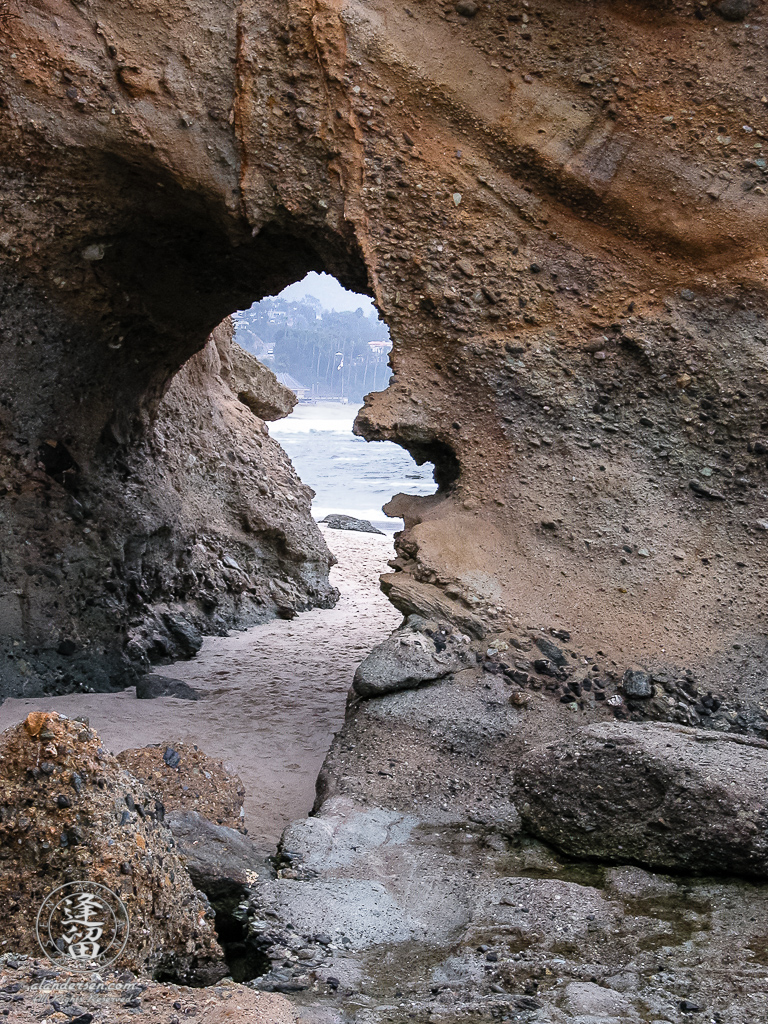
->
[0, 0, 766, 703]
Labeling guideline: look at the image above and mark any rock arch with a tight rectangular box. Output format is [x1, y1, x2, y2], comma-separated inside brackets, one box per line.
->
[1, 0, 767, 704]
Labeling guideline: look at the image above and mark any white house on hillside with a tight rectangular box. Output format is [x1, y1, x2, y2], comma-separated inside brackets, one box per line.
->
[276, 372, 311, 400]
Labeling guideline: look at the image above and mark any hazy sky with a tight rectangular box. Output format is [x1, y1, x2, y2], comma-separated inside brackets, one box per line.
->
[276, 272, 376, 314]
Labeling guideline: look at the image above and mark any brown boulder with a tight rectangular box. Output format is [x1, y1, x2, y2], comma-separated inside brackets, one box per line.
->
[116, 739, 246, 830]
[0, 713, 227, 983]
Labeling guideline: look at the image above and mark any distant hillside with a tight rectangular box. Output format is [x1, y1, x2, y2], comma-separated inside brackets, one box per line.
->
[234, 295, 391, 402]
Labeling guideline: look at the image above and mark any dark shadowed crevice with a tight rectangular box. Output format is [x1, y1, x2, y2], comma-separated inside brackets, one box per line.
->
[205, 886, 272, 984]
[403, 437, 460, 492]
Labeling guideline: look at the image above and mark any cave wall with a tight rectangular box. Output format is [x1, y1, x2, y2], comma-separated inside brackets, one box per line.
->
[0, 0, 767, 698]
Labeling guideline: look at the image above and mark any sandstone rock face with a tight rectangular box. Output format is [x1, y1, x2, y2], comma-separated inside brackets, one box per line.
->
[1, 0, 767, 703]
[221, 338, 297, 423]
[0, 713, 227, 983]
[515, 722, 768, 877]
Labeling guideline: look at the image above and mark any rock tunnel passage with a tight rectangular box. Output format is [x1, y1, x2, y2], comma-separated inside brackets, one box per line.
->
[4, 0, 768, 701]
[0, 274, 442, 847]
[3, 0, 768, 1016]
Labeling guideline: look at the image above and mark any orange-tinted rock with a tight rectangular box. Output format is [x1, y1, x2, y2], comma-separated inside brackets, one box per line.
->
[116, 740, 246, 831]
[0, 714, 227, 984]
[0, 0, 766, 711]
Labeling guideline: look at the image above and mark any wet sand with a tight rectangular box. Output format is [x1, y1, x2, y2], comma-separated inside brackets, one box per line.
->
[0, 526, 400, 848]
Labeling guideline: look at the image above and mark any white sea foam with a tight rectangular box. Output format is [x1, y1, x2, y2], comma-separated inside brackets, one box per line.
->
[271, 403, 356, 435]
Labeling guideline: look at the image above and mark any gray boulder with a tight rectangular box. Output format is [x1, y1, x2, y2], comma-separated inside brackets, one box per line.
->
[167, 810, 269, 898]
[515, 722, 768, 878]
[321, 513, 384, 535]
[353, 628, 471, 698]
[136, 674, 203, 700]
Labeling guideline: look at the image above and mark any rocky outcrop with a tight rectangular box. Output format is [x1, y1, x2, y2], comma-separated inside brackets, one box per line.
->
[243, 687, 768, 1020]
[321, 513, 384, 535]
[1, 0, 767, 702]
[352, 618, 473, 697]
[116, 738, 247, 829]
[515, 722, 768, 877]
[220, 338, 297, 423]
[0, 314, 336, 699]
[0, 713, 226, 983]
[166, 810, 269, 898]
[0, 956, 297, 1024]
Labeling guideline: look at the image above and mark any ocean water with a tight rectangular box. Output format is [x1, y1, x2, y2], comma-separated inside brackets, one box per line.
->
[270, 401, 436, 530]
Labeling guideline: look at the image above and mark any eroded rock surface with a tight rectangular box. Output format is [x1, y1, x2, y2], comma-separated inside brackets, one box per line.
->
[1, 0, 767, 701]
[0, 713, 226, 984]
[515, 721, 768, 877]
[0, 312, 336, 698]
[116, 737, 247, 829]
[3, 2, 768, 1017]
[240, 671, 768, 1021]
[352, 617, 473, 697]
[321, 514, 384, 535]
[0, 956, 297, 1024]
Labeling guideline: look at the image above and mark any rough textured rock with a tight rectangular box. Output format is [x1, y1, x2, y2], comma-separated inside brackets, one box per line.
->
[0, 312, 336, 698]
[222, 339, 297, 422]
[237, 663, 768, 1022]
[116, 740, 246, 830]
[0, 713, 226, 983]
[515, 721, 768, 877]
[352, 621, 472, 697]
[0, 956, 297, 1024]
[3, 4, 768, 1013]
[166, 809, 268, 897]
[1, 0, 768, 704]
[321, 513, 384, 535]
[135, 674, 203, 699]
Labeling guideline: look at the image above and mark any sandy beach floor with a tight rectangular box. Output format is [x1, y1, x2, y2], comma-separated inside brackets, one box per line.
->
[0, 526, 400, 848]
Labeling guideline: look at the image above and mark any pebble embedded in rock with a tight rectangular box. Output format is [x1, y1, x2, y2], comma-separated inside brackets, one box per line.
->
[163, 746, 182, 769]
[716, 0, 752, 19]
[533, 658, 557, 676]
[534, 636, 567, 666]
[622, 669, 652, 698]
[689, 480, 725, 500]
[680, 999, 703, 1013]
